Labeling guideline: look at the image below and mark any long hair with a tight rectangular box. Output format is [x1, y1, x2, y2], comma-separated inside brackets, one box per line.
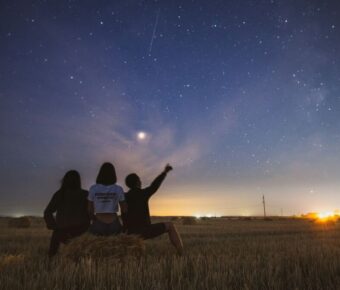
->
[96, 162, 117, 185]
[61, 170, 81, 191]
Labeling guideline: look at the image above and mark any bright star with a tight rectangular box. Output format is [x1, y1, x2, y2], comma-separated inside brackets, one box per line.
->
[137, 131, 146, 140]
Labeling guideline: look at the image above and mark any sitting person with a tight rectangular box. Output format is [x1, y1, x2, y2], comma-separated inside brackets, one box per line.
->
[44, 170, 90, 257]
[88, 162, 127, 236]
[124, 164, 183, 254]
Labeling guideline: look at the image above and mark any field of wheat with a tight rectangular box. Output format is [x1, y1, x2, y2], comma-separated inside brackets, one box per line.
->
[1, 217, 340, 290]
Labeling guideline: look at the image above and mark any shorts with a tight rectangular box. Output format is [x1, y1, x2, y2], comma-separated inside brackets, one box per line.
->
[129, 222, 167, 239]
[89, 219, 122, 236]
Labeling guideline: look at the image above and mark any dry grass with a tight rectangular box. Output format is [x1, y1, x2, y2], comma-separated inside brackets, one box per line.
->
[1, 217, 340, 289]
[61, 233, 145, 262]
[0, 254, 25, 271]
[181, 216, 198, 225]
[8, 217, 31, 228]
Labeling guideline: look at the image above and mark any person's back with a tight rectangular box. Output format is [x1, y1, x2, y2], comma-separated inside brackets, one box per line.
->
[124, 169, 169, 231]
[123, 165, 184, 255]
[52, 188, 89, 229]
[44, 170, 90, 257]
[87, 162, 127, 236]
[125, 187, 151, 230]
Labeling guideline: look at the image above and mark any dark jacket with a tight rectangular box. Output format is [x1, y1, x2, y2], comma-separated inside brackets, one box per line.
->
[124, 172, 166, 230]
[44, 189, 90, 230]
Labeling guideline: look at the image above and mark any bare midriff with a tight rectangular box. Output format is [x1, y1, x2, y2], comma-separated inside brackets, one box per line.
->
[95, 213, 118, 224]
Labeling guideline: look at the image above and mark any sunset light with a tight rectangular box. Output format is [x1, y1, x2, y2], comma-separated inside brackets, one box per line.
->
[315, 211, 339, 223]
[317, 211, 333, 219]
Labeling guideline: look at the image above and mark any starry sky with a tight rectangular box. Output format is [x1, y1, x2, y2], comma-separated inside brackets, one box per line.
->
[1, 0, 340, 217]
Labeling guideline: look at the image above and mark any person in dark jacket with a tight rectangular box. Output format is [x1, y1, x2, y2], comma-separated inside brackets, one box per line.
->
[124, 164, 183, 254]
[44, 170, 90, 257]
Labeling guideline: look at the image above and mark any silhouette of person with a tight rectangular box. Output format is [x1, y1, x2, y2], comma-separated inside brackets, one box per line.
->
[44, 170, 90, 257]
[124, 164, 183, 254]
[88, 162, 127, 236]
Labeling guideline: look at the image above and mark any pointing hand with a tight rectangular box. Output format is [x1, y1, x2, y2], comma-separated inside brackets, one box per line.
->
[164, 164, 173, 173]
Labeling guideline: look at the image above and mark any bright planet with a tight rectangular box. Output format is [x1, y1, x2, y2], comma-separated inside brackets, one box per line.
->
[137, 131, 147, 141]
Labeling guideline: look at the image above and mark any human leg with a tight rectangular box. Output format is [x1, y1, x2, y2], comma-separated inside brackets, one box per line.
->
[48, 226, 89, 257]
[48, 230, 61, 257]
[164, 222, 184, 255]
[136, 223, 167, 239]
[136, 222, 183, 255]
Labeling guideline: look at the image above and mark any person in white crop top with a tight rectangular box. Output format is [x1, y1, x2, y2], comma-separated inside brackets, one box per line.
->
[88, 183, 124, 214]
[88, 162, 127, 236]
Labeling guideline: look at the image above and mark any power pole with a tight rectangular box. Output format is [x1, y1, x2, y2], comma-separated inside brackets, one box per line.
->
[262, 195, 266, 218]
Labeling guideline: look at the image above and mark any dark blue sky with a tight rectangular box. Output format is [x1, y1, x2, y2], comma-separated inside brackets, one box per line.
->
[1, 0, 340, 216]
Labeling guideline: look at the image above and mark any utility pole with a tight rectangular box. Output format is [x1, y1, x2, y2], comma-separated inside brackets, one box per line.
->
[262, 195, 266, 218]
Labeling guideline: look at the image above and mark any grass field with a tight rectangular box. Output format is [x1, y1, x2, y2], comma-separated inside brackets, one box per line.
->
[1, 217, 340, 290]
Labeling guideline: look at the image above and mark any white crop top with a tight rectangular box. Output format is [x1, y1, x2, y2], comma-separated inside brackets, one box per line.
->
[88, 184, 125, 214]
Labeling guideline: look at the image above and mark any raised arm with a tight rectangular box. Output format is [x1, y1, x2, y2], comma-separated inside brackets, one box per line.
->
[43, 192, 59, 230]
[145, 164, 173, 198]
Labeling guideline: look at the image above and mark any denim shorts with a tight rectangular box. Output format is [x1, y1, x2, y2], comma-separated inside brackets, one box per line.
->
[89, 219, 122, 236]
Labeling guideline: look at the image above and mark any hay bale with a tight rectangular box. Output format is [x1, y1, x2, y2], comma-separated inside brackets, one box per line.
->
[182, 216, 198, 225]
[8, 217, 31, 228]
[201, 217, 210, 221]
[0, 254, 25, 270]
[61, 233, 145, 262]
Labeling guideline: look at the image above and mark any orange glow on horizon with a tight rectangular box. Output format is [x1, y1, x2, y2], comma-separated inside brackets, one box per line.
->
[148, 195, 263, 217]
[149, 196, 226, 217]
[314, 211, 339, 223]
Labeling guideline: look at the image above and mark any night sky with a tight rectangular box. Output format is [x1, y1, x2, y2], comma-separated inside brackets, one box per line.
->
[1, 0, 340, 217]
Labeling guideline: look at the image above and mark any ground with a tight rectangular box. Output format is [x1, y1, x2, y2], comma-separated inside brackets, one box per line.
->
[1, 217, 340, 289]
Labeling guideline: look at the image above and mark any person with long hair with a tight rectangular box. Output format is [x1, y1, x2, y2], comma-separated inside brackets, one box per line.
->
[124, 164, 183, 255]
[44, 170, 90, 257]
[88, 162, 127, 235]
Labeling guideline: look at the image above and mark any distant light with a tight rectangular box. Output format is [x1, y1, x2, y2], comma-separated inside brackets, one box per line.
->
[137, 131, 146, 140]
[315, 210, 339, 223]
[194, 213, 220, 219]
[317, 211, 334, 219]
